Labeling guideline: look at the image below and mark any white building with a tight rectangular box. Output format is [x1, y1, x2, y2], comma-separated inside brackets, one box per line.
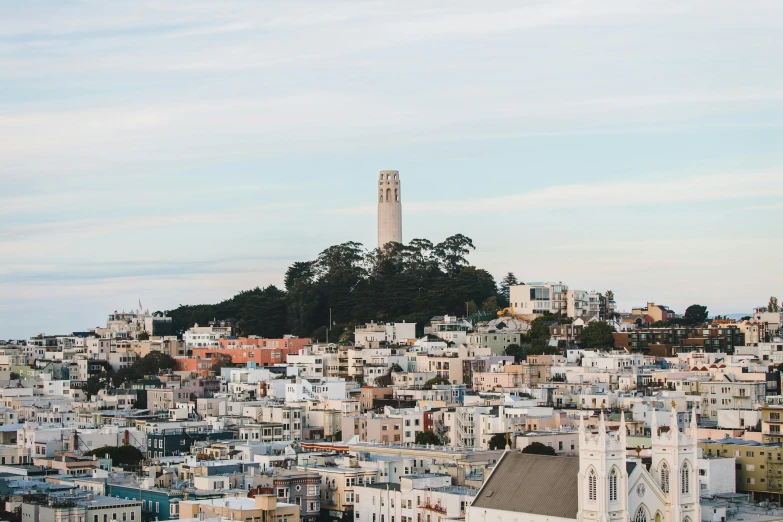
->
[355, 322, 417, 346]
[510, 282, 569, 317]
[567, 290, 601, 319]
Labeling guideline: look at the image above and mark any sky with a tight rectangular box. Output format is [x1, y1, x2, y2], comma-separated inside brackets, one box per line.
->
[1, 0, 782, 338]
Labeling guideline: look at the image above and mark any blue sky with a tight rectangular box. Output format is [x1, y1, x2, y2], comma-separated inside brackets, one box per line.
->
[1, 0, 782, 338]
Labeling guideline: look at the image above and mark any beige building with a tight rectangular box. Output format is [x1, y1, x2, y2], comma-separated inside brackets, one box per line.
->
[415, 353, 464, 385]
[302, 463, 378, 521]
[147, 388, 191, 411]
[341, 412, 403, 444]
[180, 495, 299, 522]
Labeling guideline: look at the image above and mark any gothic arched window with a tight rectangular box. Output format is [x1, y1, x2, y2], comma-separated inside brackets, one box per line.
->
[635, 507, 648, 522]
[588, 469, 597, 501]
[609, 468, 618, 501]
[660, 462, 670, 493]
[681, 463, 690, 494]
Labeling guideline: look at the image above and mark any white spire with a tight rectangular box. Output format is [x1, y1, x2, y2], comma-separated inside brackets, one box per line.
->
[620, 406, 627, 448]
[670, 400, 679, 444]
[651, 403, 658, 441]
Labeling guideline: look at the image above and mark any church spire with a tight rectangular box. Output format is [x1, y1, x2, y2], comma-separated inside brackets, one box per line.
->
[651, 402, 658, 441]
[620, 406, 627, 448]
[670, 400, 679, 444]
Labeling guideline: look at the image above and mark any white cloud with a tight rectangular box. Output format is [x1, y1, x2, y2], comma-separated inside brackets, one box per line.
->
[328, 171, 783, 216]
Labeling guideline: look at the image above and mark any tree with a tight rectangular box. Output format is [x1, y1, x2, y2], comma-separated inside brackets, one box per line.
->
[389, 363, 404, 373]
[581, 322, 615, 349]
[769, 297, 780, 313]
[521, 442, 556, 456]
[426, 377, 451, 386]
[415, 430, 442, 446]
[683, 304, 709, 326]
[499, 273, 519, 305]
[481, 296, 500, 312]
[136, 331, 150, 341]
[605, 290, 615, 302]
[135, 351, 176, 376]
[84, 446, 144, 468]
[488, 433, 509, 450]
[466, 300, 478, 316]
[433, 234, 475, 277]
[528, 317, 552, 351]
[211, 353, 234, 373]
[504, 344, 526, 363]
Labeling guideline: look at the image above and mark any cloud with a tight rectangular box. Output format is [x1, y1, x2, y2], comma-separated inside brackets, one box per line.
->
[328, 172, 783, 216]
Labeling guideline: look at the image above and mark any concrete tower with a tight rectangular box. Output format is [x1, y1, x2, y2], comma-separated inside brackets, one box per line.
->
[377, 170, 402, 248]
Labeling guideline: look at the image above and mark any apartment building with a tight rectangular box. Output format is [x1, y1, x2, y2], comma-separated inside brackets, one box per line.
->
[699, 439, 783, 502]
[424, 316, 472, 345]
[353, 474, 476, 522]
[699, 381, 766, 421]
[613, 326, 745, 354]
[251, 468, 321, 522]
[179, 495, 300, 522]
[566, 289, 601, 319]
[354, 322, 417, 346]
[509, 282, 568, 317]
[303, 464, 378, 522]
[22, 495, 142, 522]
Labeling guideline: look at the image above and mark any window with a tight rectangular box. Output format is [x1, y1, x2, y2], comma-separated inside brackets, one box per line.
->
[609, 468, 618, 501]
[588, 469, 597, 501]
[682, 464, 690, 494]
[635, 507, 648, 522]
[660, 462, 670, 493]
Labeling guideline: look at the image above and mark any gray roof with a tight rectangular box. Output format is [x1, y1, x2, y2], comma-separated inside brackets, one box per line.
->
[471, 452, 579, 519]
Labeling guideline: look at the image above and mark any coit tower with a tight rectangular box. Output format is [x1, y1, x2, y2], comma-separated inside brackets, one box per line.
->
[377, 170, 403, 248]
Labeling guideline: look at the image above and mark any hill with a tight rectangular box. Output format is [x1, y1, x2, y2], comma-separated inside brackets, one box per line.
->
[166, 234, 500, 342]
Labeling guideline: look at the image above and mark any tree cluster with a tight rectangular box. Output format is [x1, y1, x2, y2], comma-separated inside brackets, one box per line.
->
[166, 235, 499, 340]
[84, 446, 145, 468]
[84, 352, 177, 398]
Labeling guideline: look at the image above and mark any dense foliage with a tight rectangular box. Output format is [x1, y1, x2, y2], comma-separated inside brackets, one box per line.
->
[488, 433, 509, 450]
[581, 321, 616, 348]
[84, 352, 177, 398]
[521, 441, 557, 456]
[84, 446, 144, 468]
[166, 235, 499, 340]
[415, 430, 442, 446]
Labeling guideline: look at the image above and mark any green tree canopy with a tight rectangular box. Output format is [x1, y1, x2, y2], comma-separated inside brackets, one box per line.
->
[136, 331, 150, 341]
[521, 442, 556, 456]
[415, 430, 442, 446]
[769, 297, 780, 313]
[426, 377, 451, 386]
[84, 446, 144, 468]
[581, 321, 615, 349]
[499, 272, 519, 307]
[504, 344, 526, 363]
[683, 304, 709, 326]
[528, 317, 552, 351]
[488, 433, 510, 450]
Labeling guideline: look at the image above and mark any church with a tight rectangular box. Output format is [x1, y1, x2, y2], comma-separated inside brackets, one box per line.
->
[468, 406, 701, 522]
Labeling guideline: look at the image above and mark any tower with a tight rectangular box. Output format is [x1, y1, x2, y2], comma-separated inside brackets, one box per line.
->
[377, 170, 402, 248]
[649, 403, 700, 522]
[578, 409, 630, 522]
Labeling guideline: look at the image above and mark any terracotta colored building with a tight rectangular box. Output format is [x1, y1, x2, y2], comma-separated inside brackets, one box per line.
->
[191, 336, 310, 366]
